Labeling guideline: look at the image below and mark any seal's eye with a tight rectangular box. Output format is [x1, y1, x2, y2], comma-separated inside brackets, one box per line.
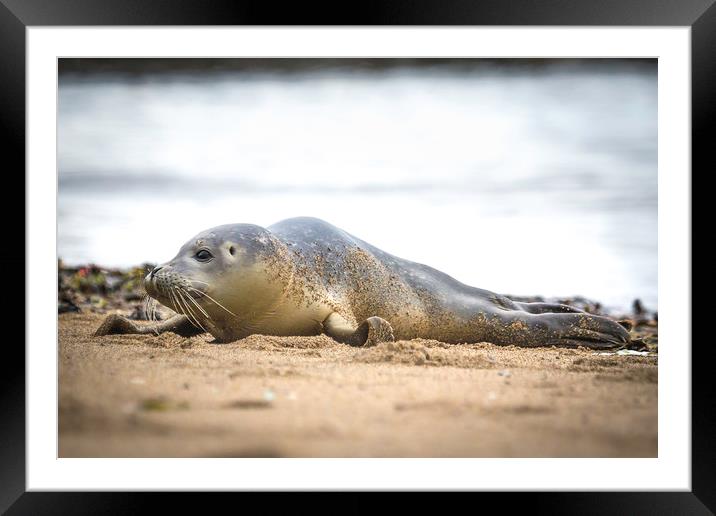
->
[195, 249, 213, 262]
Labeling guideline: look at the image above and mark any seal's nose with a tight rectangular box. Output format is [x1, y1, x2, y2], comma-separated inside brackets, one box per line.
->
[149, 266, 163, 278]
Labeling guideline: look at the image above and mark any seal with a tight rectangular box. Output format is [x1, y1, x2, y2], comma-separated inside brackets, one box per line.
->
[95, 217, 631, 349]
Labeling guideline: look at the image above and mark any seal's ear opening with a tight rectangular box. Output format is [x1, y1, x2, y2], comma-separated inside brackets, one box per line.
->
[229, 245, 237, 256]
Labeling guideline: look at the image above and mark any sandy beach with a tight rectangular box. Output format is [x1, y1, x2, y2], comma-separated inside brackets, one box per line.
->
[59, 309, 657, 458]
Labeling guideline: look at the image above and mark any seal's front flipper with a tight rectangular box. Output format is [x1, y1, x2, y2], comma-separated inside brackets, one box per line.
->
[323, 312, 395, 347]
[94, 314, 203, 338]
[355, 316, 395, 347]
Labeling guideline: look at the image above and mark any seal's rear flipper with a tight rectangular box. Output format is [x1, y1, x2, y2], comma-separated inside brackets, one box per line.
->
[353, 317, 395, 347]
[94, 313, 204, 338]
[543, 313, 631, 349]
[323, 312, 395, 347]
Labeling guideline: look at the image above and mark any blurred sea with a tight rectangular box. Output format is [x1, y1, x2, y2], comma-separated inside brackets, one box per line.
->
[58, 60, 657, 311]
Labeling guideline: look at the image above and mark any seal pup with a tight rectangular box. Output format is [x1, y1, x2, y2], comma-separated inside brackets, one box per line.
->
[95, 217, 630, 349]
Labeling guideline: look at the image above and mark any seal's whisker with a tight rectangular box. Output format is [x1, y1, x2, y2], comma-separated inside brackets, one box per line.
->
[147, 296, 157, 322]
[183, 289, 210, 318]
[143, 294, 151, 321]
[169, 289, 184, 317]
[150, 296, 162, 335]
[182, 291, 209, 333]
[187, 287, 238, 317]
[176, 287, 207, 333]
[179, 287, 207, 328]
[176, 283, 211, 324]
[176, 290, 204, 332]
[174, 288, 201, 331]
[186, 302, 210, 333]
[172, 288, 191, 321]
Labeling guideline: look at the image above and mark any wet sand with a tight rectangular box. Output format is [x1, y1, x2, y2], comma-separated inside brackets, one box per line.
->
[59, 312, 657, 457]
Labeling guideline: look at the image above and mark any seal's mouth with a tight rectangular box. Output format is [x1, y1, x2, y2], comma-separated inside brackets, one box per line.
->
[143, 275, 209, 330]
[142, 271, 218, 333]
[143, 269, 208, 299]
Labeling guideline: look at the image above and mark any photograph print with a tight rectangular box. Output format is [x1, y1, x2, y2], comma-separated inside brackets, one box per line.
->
[58, 58, 657, 458]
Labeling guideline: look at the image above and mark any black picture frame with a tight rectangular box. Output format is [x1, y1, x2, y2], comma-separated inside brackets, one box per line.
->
[3, 1, 709, 513]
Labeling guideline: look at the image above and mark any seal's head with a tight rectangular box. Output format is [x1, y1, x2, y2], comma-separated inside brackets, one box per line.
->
[144, 224, 293, 341]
